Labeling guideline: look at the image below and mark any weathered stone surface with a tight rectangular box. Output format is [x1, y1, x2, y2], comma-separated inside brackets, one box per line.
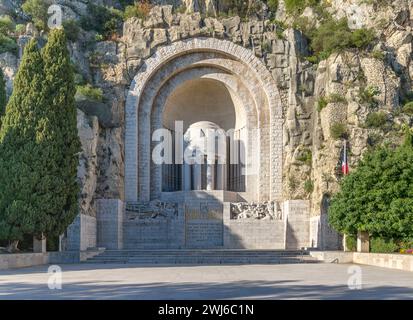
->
[77, 110, 99, 217]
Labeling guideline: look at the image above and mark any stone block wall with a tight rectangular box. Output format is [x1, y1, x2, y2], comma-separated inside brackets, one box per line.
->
[66, 214, 97, 251]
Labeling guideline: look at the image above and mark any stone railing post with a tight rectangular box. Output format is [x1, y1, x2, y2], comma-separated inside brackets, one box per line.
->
[357, 231, 370, 253]
[33, 234, 46, 253]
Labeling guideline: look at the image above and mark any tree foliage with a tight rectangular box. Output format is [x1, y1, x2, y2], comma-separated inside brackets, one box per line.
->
[0, 68, 6, 120]
[22, 0, 51, 31]
[329, 132, 413, 240]
[39, 29, 81, 237]
[0, 29, 81, 246]
[0, 39, 46, 242]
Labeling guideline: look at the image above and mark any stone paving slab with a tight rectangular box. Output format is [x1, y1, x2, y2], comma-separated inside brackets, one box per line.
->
[0, 263, 412, 300]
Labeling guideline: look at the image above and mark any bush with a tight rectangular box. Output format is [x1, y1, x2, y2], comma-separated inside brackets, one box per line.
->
[285, 0, 319, 15]
[345, 235, 357, 251]
[0, 34, 18, 54]
[0, 15, 14, 34]
[330, 123, 348, 140]
[359, 85, 380, 108]
[76, 84, 104, 102]
[15, 24, 26, 35]
[329, 129, 413, 239]
[402, 101, 413, 115]
[304, 179, 314, 194]
[266, 0, 279, 15]
[306, 17, 376, 61]
[370, 238, 399, 253]
[350, 28, 375, 48]
[62, 20, 80, 42]
[296, 148, 312, 164]
[80, 4, 123, 38]
[22, 0, 51, 31]
[328, 93, 347, 104]
[317, 94, 346, 111]
[371, 49, 385, 60]
[124, 1, 152, 21]
[365, 112, 387, 128]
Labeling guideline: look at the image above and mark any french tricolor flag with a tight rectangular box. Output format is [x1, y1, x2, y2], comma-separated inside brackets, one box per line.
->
[342, 141, 349, 175]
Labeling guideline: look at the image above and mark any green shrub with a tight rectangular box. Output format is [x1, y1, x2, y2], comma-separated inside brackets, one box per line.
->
[328, 93, 347, 104]
[296, 148, 312, 164]
[284, 0, 319, 15]
[80, 3, 123, 38]
[367, 132, 382, 147]
[15, 24, 25, 35]
[330, 123, 348, 140]
[350, 28, 375, 48]
[371, 49, 385, 60]
[76, 84, 104, 102]
[63, 20, 80, 42]
[22, 0, 51, 31]
[266, 0, 279, 15]
[359, 85, 380, 108]
[0, 15, 14, 34]
[124, 1, 151, 20]
[402, 101, 413, 115]
[370, 238, 399, 253]
[317, 94, 346, 111]
[306, 17, 376, 61]
[304, 179, 314, 194]
[345, 235, 357, 251]
[365, 112, 387, 128]
[0, 34, 18, 54]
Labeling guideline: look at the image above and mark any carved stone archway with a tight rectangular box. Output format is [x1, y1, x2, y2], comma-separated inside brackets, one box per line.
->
[125, 38, 283, 203]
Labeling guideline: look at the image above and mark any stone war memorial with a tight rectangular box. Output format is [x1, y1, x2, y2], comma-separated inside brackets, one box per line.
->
[63, 5, 335, 253]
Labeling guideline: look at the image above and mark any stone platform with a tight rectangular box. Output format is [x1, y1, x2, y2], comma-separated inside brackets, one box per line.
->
[66, 192, 311, 251]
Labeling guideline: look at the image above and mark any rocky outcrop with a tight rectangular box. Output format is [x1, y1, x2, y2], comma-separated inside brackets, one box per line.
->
[77, 110, 99, 217]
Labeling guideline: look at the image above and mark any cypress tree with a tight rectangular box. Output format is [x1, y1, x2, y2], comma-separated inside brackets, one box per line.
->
[0, 68, 6, 120]
[39, 28, 81, 238]
[0, 40, 45, 251]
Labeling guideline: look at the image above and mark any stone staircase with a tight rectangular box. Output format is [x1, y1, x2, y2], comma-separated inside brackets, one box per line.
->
[83, 249, 319, 265]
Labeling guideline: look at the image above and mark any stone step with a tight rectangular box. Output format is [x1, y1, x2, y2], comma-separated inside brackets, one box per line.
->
[83, 249, 318, 265]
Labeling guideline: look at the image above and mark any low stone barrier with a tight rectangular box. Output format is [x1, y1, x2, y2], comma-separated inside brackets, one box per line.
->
[353, 252, 413, 272]
[310, 251, 413, 272]
[0, 249, 104, 270]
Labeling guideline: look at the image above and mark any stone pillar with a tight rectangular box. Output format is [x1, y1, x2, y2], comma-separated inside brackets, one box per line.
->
[183, 162, 191, 191]
[206, 163, 215, 190]
[343, 234, 351, 252]
[357, 231, 369, 253]
[97, 199, 124, 250]
[193, 163, 202, 190]
[33, 235, 46, 253]
[216, 164, 225, 190]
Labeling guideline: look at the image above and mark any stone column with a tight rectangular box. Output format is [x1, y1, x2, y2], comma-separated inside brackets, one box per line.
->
[33, 235, 46, 253]
[216, 164, 225, 190]
[206, 163, 215, 190]
[193, 163, 202, 190]
[183, 162, 192, 190]
[357, 231, 369, 253]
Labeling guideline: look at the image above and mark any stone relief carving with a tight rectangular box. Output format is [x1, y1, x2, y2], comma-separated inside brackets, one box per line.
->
[230, 201, 283, 220]
[126, 200, 178, 219]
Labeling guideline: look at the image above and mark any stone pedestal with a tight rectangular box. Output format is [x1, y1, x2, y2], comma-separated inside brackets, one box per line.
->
[357, 231, 370, 253]
[284, 200, 310, 249]
[33, 236, 46, 253]
[66, 214, 97, 251]
[97, 199, 124, 250]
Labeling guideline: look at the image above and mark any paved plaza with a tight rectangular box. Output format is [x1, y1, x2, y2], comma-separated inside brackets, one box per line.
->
[0, 263, 412, 300]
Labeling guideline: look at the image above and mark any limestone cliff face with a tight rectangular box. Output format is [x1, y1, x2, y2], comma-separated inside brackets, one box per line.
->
[1, 0, 412, 218]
